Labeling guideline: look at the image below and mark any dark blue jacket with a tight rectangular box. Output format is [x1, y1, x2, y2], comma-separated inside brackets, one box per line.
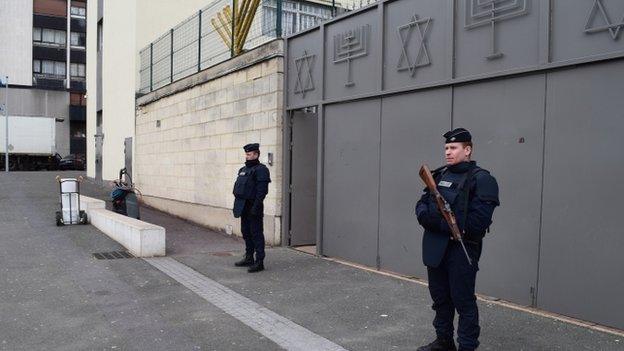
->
[415, 161, 499, 268]
[232, 160, 271, 218]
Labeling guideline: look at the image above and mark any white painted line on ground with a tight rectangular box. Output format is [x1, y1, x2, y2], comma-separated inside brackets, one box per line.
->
[144, 257, 349, 351]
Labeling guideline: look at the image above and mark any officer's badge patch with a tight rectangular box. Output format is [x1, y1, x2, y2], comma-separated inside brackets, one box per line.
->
[438, 181, 453, 188]
[239, 172, 246, 176]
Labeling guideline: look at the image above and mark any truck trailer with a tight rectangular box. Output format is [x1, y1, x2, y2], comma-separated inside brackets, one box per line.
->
[0, 115, 61, 171]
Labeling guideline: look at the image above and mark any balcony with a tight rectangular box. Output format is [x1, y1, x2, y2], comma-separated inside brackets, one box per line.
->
[70, 79, 86, 92]
[33, 75, 65, 90]
[70, 105, 86, 122]
[33, 45, 66, 61]
[33, 14, 66, 31]
[70, 50, 86, 63]
[71, 18, 86, 33]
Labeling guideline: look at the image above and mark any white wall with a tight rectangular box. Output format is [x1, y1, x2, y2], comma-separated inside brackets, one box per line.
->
[99, 1, 138, 181]
[0, 0, 34, 86]
[85, 0, 97, 178]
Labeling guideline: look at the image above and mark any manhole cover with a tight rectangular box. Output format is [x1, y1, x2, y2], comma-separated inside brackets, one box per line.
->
[93, 251, 135, 260]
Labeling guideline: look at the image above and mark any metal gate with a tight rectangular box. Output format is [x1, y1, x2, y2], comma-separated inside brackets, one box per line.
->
[284, 0, 624, 329]
[289, 109, 318, 246]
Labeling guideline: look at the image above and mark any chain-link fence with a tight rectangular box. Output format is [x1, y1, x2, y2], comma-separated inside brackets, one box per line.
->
[137, 0, 378, 95]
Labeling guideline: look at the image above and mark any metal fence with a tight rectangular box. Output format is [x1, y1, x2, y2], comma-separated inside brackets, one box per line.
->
[138, 0, 378, 94]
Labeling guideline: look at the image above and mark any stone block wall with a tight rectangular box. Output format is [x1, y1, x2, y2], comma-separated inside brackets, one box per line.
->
[135, 42, 283, 245]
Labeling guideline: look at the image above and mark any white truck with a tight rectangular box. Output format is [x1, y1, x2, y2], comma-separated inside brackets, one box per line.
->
[0, 116, 61, 171]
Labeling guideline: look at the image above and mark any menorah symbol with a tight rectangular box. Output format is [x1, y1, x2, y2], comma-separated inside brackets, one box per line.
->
[584, 0, 624, 41]
[211, 0, 261, 56]
[464, 0, 530, 60]
[333, 25, 370, 87]
[294, 51, 316, 98]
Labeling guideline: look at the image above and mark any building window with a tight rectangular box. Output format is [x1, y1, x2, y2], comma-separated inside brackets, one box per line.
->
[33, 27, 42, 41]
[42, 60, 55, 75]
[42, 28, 55, 43]
[71, 32, 86, 48]
[35, 28, 66, 46]
[70, 63, 85, 78]
[70, 6, 86, 18]
[33, 60, 41, 73]
[36, 60, 66, 77]
[54, 61, 66, 76]
[261, 0, 332, 37]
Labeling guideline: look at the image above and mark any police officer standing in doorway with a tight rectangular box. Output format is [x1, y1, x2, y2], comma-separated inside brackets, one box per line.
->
[415, 128, 500, 351]
[232, 143, 271, 273]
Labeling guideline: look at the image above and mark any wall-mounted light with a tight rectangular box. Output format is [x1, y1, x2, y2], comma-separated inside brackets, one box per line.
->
[267, 152, 274, 166]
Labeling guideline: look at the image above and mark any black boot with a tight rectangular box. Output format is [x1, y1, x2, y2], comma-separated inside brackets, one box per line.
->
[247, 260, 264, 273]
[416, 337, 457, 351]
[234, 254, 254, 267]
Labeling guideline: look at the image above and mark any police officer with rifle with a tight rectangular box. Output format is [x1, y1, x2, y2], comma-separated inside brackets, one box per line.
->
[415, 128, 500, 351]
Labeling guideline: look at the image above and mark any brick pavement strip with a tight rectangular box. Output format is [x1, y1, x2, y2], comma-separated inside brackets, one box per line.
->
[145, 257, 349, 351]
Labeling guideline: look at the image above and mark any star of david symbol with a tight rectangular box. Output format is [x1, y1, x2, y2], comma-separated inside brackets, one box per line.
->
[584, 0, 624, 41]
[397, 14, 432, 78]
[294, 51, 315, 98]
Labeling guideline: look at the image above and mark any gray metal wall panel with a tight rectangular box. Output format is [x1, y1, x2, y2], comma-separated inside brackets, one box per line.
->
[284, 0, 624, 327]
[383, 0, 452, 91]
[454, 0, 540, 78]
[324, 9, 381, 100]
[539, 60, 624, 330]
[323, 99, 381, 267]
[378, 88, 452, 277]
[290, 110, 318, 246]
[453, 75, 545, 305]
[287, 30, 322, 107]
[551, 0, 624, 63]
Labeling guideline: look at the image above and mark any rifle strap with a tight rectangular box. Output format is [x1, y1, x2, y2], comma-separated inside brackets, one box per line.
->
[461, 166, 487, 233]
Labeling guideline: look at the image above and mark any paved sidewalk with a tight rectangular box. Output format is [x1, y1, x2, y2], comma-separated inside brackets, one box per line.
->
[0, 171, 622, 350]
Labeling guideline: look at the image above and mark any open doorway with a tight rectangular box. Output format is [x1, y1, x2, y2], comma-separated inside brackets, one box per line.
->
[289, 107, 318, 249]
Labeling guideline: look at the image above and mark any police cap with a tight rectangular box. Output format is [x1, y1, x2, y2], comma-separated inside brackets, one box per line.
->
[443, 128, 471, 143]
[243, 143, 260, 152]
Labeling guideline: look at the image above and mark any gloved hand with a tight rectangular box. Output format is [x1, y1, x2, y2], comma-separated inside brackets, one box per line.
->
[417, 199, 445, 233]
[250, 200, 263, 216]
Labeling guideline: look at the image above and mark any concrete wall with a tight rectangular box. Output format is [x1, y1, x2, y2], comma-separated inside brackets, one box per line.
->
[0, 88, 70, 156]
[135, 41, 284, 245]
[0, 0, 34, 87]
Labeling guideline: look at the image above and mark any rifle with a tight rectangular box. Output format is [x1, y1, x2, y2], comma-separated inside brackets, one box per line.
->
[419, 164, 472, 265]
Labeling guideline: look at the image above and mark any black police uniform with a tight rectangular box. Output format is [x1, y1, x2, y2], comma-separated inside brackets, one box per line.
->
[232, 143, 271, 272]
[415, 129, 499, 351]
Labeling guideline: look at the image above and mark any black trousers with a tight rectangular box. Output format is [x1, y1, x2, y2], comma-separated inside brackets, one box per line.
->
[240, 209, 265, 261]
[427, 241, 481, 351]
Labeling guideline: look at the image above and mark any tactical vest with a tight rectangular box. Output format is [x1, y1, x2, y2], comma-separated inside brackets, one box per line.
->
[233, 165, 260, 200]
[434, 165, 488, 237]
